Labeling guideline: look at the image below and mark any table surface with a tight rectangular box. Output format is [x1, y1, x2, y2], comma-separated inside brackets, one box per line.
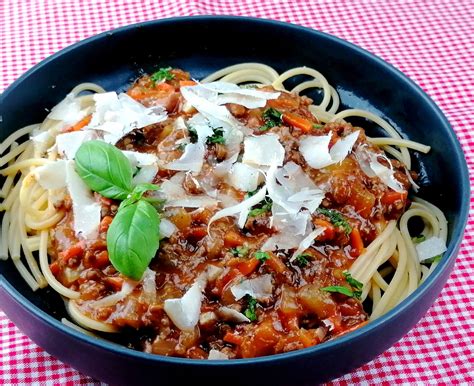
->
[1, 0, 473, 385]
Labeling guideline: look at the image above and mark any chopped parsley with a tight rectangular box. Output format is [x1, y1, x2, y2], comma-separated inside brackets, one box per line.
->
[188, 125, 225, 145]
[343, 271, 363, 298]
[243, 296, 258, 322]
[248, 199, 272, 217]
[230, 246, 249, 258]
[317, 208, 352, 235]
[254, 251, 270, 262]
[295, 254, 311, 267]
[187, 125, 198, 143]
[321, 272, 363, 299]
[259, 108, 283, 131]
[321, 285, 357, 298]
[208, 127, 225, 144]
[312, 123, 324, 130]
[150, 67, 174, 84]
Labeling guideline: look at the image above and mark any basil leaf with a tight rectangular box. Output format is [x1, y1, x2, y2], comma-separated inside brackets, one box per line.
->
[107, 200, 160, 280]
[321, 285, 356, 298]
[120, 183, 160, 209]
[75, 140, 133, 200]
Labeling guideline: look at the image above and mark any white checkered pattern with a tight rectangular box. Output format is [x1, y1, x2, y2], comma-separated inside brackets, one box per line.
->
[1, 0, 473, 384]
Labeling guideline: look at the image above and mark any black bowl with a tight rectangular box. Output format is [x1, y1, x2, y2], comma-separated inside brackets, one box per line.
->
[0, 16, 470, 385]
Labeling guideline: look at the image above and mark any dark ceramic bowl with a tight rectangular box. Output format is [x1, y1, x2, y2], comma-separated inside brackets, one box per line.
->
[0, 16, 469, 386]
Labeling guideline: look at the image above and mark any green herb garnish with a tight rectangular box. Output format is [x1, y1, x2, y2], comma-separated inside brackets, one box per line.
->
[254, 251, 270, 262]
[230, 246, 249, 258]
[320, 286, 357, 298]
[321, 272, 363, 299]
[75, 141, 161, 280]
[259, 108, 283, 131]
[150, 67, 174, 84]
[243, 296, 258, 322]
[248, 198, 272, 217]
[208, 127, 225, 144]
[295, 254, 311, 267]
[317, 208, 352, 235]
[422, 255, 442, 264]
[313, 123, 324, 129]
[187, 125, 198, 143]
[412, 235, 426, 244]
[343, 271, 363, 299]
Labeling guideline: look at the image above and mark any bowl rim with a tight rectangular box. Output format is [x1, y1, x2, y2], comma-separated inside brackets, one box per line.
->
[0, 15, 470, 367]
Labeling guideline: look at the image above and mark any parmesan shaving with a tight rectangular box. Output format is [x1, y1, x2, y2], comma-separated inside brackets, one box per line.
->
[415, 237, 447, 262]
[89, 92, 167, 144]
[207, 185, 267, 231]
[300, 131, 360, 169]
[164, 281, 203, 331]
[56, 130, 97, 160]
[289, 227, 325, 262]
[230, 274, 273, 301]
[242, 134, 285, 167]
[65, 161, 101, 239]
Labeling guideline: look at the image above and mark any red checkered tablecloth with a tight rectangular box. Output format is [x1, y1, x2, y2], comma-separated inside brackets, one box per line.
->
[1, 0, 473, 384]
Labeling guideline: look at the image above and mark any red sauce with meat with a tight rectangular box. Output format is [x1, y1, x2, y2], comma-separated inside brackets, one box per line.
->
[49, 68, 411, 359]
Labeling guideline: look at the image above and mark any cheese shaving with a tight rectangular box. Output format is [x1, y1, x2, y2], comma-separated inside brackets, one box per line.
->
[230, 274, 273, 301]
[65, 161, 101, 239]
[415, 237, 447, 262]
[289, 227, 325, 262]
[300, 131, 360, 169]
[242, 134, 285, 167]
[164, 281, 203, 331]
[207, 185, 267, 231]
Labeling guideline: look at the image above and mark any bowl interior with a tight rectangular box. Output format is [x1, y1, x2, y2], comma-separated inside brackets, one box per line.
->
[0, 16, 469, 365]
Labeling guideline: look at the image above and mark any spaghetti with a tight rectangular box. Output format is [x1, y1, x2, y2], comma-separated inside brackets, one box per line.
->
[0, 63, 447, 358]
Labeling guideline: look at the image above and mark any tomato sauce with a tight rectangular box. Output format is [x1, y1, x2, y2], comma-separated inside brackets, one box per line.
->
[50, 68, 411, 358]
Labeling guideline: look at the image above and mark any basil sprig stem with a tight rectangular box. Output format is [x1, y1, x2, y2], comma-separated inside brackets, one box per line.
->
[75, 140, 160, 280]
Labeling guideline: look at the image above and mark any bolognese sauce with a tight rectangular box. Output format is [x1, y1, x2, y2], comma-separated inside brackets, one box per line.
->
[48, 67, 413, 359]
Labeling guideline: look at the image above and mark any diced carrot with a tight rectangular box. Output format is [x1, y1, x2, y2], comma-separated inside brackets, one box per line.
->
[264, 253, 289, 274]
[313, 218, 336, 241]
[49, 261, 60, 276]
[381, 190, 408, 205]
[104, 276, 124, 291]
[214, 268, 240, 295]
[299, 329, 317, 348]
[268, 94, 300, 109]
[332, 321, 368, 339]
[64, 115, 91, 133]
[94, 250, 110, 269]
[179, 80, 197, 87]
[223, 332, 243, 346]
[236, 258, 260, 276]
[99, 216, 113, 233]
[59, 243, 84, 263]
[187, 226, 208, 240]
[154, 82, 175, 92]
[282, 113, 313, 133]
[224, 230, 245, 248]
[349, 227, 364, 257]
